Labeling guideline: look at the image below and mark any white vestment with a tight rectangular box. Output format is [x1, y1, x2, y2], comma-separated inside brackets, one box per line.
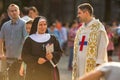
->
[72, 18, 109, 80]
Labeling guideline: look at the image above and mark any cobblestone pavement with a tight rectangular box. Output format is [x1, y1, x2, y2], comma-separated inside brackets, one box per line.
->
[58, 54, 119, 80]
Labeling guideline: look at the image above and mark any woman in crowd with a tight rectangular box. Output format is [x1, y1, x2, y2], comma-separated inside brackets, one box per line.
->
[22, 16, 63, 80]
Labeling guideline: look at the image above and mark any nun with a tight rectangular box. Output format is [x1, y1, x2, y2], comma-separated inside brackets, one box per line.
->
[21, 16, 63, 80]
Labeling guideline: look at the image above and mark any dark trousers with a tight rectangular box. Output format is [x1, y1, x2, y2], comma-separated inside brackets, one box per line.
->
[68, 46, 73, 69]
[8, 60, 24, 80]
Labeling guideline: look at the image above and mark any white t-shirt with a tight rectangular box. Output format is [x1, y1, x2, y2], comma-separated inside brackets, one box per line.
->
[96, 62, 120, 80]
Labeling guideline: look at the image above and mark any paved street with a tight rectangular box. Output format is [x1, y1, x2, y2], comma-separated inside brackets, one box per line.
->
[58, 54, 119, 80]
[58, 55, 72, 80]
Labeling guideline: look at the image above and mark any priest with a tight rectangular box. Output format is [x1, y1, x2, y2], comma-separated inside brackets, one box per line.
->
[72, 3, 109, 80]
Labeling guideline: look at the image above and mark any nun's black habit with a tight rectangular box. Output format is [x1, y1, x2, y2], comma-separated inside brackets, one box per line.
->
[22, 16, 63, 80]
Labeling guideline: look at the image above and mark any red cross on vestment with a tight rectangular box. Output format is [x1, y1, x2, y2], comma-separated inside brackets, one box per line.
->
[79, 35, 87, 51]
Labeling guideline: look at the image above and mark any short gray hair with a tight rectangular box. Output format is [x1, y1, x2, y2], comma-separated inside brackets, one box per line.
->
[7, 4, 19, 11]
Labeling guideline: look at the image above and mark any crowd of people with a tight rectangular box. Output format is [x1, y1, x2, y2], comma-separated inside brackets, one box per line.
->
[0, 2, 120, 80]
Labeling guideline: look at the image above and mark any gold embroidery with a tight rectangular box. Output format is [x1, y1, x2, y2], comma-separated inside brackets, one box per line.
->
[85, 22, 100, 73]
[72, 21, 101, 80]
[72, 28, 82, 80]
[86, 58, 96, 72]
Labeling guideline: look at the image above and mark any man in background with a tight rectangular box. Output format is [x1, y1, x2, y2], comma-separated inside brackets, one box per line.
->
[0, 4, 27, 80]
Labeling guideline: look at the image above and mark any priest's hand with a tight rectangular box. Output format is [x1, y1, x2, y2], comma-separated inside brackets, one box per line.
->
[38, 57, 47, 64]
[46, 52, 53, 61]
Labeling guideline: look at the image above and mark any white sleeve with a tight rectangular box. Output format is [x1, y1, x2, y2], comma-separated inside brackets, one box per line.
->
[96, 30, 109, 64]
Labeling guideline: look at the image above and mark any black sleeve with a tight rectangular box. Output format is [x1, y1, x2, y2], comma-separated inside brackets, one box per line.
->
[22, 37, 38, 65]
[51, 35, 63, 64]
